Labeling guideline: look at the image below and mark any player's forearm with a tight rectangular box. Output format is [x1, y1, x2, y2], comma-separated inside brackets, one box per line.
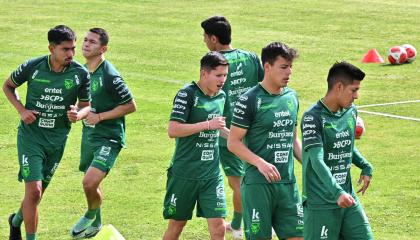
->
[228, 137, 264, 167]
[76, 102, 91, 120]
[293, 132, 302, 163]
[219, 127, 229, 139]
[99, 99, 136, 121]
[308, 147, 346, 201]
[352, 146, 373, 176]
[168, 120, 208, 138]
[3, 79, 26, 114]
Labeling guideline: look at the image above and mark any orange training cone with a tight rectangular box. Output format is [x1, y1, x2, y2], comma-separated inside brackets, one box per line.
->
[361, 49, 384, 63]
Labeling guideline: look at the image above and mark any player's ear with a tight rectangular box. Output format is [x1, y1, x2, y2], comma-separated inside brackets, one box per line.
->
[210, 35, 218, 44]
[48, 44, 55, 54]
[263, 61, 271, 72]
[101, 45, 108, 54]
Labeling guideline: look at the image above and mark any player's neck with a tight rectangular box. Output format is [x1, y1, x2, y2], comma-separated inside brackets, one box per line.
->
[85, 55, 105, 72]
[196, 80, 216, 97]
[261, 79, 283, 95]
[218, 44, 233, 51]
[49, 57, 67, 72]
[323, 94, 340, 113]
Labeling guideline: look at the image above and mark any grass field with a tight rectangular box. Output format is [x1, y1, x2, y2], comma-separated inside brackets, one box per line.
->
[0, 0, 419, 239]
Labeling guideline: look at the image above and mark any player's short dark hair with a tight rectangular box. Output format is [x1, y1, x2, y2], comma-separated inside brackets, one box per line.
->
[48, 25, 76, 45]
[261, 42, 298, 65]
[89, 28, 109, 46]
[201, 16, 231, 45]
[200, 51, 229, 71]
[327, 61, 365, 90]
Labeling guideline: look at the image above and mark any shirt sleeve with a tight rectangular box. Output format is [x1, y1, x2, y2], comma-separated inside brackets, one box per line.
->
[308, 146, 346, 201]
[106, 75, 133, 104]
[10, 59, 35, 86]
[78, 72, 91, 102]
[301, 112, 323, 150]
[169, 88, 193, 123]
[231, 93, 255, 129]
[352, 146, 373, 176]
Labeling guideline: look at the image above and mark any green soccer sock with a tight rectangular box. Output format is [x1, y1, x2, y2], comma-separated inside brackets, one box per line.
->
[231, 211, 243, 230]
[92, 208, 101, 227]
[84, 208, 98, 220]
[12, 208, 23, 227]
[26, 233, 36, 240]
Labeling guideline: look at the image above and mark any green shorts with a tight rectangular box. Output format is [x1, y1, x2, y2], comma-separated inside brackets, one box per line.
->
[219, 146, 244, 176]
[17, 132, 66, 189]
[79, 133, 121, 173]
[163, 172, 227, 220]
[241, 182, 304, 239]
[304, 202, 373, 240]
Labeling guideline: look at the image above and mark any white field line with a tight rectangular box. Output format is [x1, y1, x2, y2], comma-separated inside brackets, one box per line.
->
[358, 110, 420, 122]
[358, 100, 420, 108]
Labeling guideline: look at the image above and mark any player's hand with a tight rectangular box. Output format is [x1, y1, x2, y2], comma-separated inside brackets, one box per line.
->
[85, 112, 101, 125]
[67, 105, 79, 123]
[256, 160, 281, 183]
[337, 193, 355, 208]
[19, 109, 39, 124]
[208, 117, 226, 130]
[357, 175, 372, 195]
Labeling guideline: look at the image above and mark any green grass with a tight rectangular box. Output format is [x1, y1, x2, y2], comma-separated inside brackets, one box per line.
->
[0, 0, 419, 239]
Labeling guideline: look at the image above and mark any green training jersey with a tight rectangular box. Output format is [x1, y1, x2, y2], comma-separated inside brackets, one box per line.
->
[219, 49, 264, 147]
[169, 82, 226, 180]
[82, 60, 133, 147]
[231, 84, 299, 184]
[301, 100, 372, 209]
[11, 55, 90, 146]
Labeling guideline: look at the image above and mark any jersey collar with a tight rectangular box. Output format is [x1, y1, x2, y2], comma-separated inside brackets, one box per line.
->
[47, 55, 68, 73]
[192, 81, 222, 98]
[319, 98, 350, 117]
[87, 59, 105, 74]
[258, 83, 287, 96]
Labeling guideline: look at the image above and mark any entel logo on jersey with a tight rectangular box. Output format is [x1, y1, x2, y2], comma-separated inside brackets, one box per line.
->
[304, 115, 313, 122]
[177, 91, 187, 98]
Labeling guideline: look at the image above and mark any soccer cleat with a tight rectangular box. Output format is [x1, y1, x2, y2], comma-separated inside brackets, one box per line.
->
[226, 223, 243, 240]
[8, 213, 22, 240]
[70, 216, 95, 239]
[84, 224, 102, 238]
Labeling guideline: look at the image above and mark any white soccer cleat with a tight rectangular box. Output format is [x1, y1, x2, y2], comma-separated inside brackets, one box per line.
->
[226, 223, 243, 240]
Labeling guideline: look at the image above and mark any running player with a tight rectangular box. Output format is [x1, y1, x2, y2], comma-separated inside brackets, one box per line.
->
[301, 61, 374, 240]
[3, 25, 90, 240]
[201, 16, 264, 239]
[228, 42, 303, 240]
[70, 28, 136, 239]
[162, 52, 229, 240]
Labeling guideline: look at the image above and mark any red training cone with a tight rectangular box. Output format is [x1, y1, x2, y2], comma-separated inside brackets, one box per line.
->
[361, 49, 384, 63]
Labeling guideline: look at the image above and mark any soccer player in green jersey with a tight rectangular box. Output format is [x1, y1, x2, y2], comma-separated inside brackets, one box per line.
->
[70, 28, 136, 239]
[228, 42, 303, 240]
[201, 16, 264, 239]
[3, 25, 90, 240]
[301, 62, 373, 240]
[162, 52, 229, 240]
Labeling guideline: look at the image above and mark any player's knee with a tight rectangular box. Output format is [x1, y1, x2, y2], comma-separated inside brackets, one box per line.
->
[82, 178, 98, 192]
[209, 221, 225, 239]
[25, 186, 42, 204]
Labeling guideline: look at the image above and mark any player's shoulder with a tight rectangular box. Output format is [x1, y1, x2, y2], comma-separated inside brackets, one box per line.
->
[237, 84, 260, 103]
[102, 60, 121, 77]
[283, 87, 298, 97]
[303, 101, 323, 118]
[22, 55, 48, 69]
[176, 82, 197, 98]
[69, 60, 89, 74]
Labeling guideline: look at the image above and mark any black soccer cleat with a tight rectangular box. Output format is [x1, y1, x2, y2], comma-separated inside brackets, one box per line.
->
[8, 213, 22, 240]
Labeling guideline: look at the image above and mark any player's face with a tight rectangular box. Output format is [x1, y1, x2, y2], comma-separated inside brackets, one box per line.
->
[82, 32, 106, 59]
[202, 65, 228, 94]
[203, 33, 216, 51]
[49, 40, 76, 66]
[265, 56, 293, 88]
[338, 80, 360, 108]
